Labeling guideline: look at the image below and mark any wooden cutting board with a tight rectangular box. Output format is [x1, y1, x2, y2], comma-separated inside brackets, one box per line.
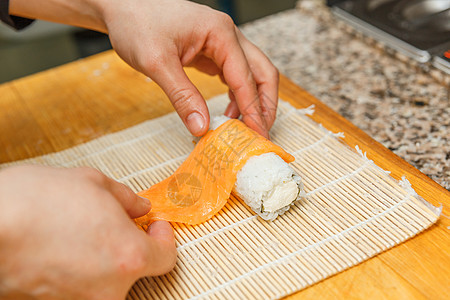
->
[1, 50, 449, 299]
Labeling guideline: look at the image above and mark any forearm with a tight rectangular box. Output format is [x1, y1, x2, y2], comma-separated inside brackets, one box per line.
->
[9, 0, 108, 32]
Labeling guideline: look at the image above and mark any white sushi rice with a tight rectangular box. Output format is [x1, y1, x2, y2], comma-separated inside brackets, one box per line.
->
[234, 153, 303, 221]
[209, 115, 231, 130]
[209, 115, 304, 221]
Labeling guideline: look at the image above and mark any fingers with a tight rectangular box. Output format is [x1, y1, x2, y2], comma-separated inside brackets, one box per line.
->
[148, 54, 210, 137]
[141, 221, 177, 276]
[102, 175, 176, 277]
[101, 173, 151, 219]
[224, 90, 240, 118]
[203, 15, 281, 138]
[76, 169, 176, 277]
[235, 29, 279, 129]
[259, 81, 279, 129]
[203, 15, 268, 138]
[120, 221, 176, 279]
[222, 48, 269, 138]
[189, 56, 221, 76]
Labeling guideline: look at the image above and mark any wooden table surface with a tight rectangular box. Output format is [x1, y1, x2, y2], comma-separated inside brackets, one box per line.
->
[1, 51, 449, 299]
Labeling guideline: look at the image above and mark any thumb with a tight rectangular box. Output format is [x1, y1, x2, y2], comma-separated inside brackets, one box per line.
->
[106, 177, 151, 218]
[149, 56, 210, 136]
[143, 221, 177, 276]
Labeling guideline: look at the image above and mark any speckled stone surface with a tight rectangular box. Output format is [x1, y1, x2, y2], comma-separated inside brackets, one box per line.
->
[239, 0, 449, 190]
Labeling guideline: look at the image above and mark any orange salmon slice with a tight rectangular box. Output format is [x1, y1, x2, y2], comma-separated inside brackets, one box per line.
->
[135, 119, 294, 228]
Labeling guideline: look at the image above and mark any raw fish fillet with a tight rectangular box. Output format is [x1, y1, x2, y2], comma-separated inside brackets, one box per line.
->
[135, 119, 294, 228]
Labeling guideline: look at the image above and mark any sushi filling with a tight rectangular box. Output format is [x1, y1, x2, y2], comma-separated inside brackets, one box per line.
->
[260, 175, 301, 213]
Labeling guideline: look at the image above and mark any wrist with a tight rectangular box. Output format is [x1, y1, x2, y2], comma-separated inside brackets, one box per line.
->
[97, 0, 140, 34]
[82, 0, 108, 33]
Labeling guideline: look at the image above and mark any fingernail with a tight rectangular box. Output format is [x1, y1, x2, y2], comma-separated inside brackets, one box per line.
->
[186, 112, 205, 136]
[139, 196, 151, 209]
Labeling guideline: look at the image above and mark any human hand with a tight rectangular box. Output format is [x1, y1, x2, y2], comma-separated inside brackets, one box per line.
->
[103, 0, 279, 138]
[9, 0, 278, 138]
[0, 166, 176, 300]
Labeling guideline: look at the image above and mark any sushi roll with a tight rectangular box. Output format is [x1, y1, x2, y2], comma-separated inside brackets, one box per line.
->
[211, 116, 304, 220]
[136, 115, 303, 227]
[234, 153, 303, 220]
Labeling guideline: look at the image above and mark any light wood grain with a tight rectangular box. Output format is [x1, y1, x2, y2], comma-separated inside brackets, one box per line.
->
[1, 50, 448, 299]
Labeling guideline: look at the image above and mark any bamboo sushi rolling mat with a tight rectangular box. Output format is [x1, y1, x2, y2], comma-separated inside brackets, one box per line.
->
[1, 93, 441, 300]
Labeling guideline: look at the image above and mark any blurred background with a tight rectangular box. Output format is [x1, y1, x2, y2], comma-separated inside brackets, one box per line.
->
[0, 0, 296, 83]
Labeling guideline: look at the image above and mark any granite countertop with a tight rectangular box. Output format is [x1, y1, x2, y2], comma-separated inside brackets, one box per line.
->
[240, 0, 449, 190]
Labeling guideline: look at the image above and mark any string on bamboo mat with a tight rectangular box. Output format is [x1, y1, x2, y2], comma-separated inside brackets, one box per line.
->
[1, 94, 441, 300]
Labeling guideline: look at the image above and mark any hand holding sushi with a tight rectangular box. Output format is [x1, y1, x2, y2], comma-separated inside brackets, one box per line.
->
[9, 0, 279, 138]
[0, 166, 176, 299]
[2, 0, 284, 297]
